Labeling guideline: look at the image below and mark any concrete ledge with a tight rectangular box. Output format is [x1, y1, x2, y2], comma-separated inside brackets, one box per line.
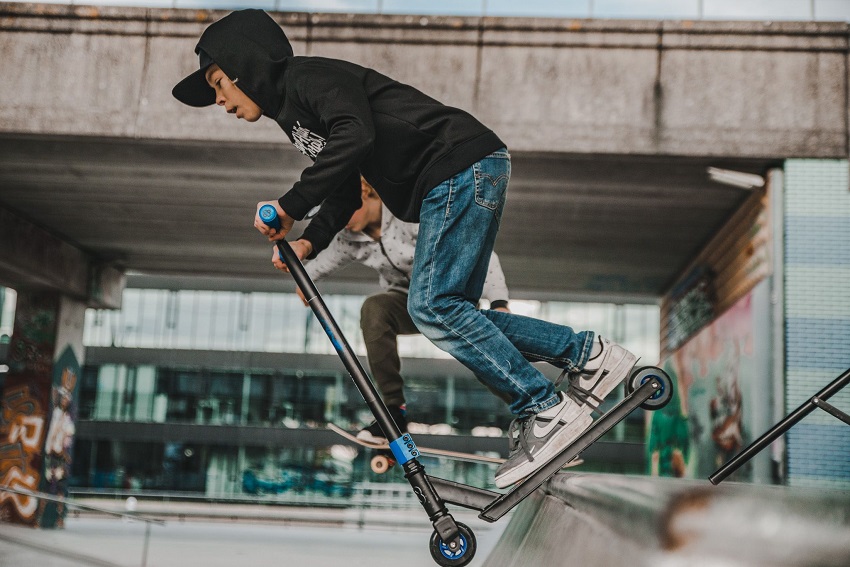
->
[484, 473, 850, 567]
[0, 206, 124, 308]
[1, 2, 847, 157]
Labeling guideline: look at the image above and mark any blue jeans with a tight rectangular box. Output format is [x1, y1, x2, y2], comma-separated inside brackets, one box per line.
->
[409, 148, 595, 416]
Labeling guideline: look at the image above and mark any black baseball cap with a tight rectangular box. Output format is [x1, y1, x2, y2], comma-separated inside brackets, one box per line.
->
[172, 49, 217, 108]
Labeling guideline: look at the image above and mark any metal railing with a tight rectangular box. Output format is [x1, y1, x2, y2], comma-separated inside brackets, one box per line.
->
[0, 485, 165, 567]
[710, 367, 850, 484]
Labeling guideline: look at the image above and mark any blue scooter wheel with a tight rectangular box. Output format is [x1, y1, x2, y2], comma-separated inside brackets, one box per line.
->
[626, 366, 674, 411]
[429, 522, 476, 567]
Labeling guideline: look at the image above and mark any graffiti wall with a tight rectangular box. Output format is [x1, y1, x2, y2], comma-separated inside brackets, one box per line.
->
[648, 280, 773, 482]
[0, 292, 80, 528]
[40, 346, 79, 527]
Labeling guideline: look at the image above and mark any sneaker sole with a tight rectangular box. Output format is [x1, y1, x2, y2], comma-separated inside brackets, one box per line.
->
[494, 412, 593, 488]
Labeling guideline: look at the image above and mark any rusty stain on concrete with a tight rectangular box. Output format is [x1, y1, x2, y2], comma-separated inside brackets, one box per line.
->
[659, 488, 713, 551]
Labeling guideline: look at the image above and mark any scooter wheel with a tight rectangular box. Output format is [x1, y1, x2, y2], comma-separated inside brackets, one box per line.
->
[370, 454, 394, 474]
[626, 366, 674, 411]
[429, 522, 476, 567]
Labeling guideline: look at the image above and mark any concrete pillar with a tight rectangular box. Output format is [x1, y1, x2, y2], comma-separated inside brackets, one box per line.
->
[0, 290, 85, 528]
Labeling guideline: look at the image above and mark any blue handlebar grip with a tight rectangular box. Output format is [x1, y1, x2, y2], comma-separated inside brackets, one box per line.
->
[259, 204, 281, 230]
[258, 204, 285, 263]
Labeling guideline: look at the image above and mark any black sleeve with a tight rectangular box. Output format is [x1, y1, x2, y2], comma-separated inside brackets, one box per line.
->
[278, 63, 375, 220]
[297, 171, 362, 257]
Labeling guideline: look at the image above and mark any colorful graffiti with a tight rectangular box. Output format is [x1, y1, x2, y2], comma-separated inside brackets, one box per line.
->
[648, 285, 771, 481]
[40, 347, 80, 528]
[0, 292, 79, 527]
[0, 384, 45, 523]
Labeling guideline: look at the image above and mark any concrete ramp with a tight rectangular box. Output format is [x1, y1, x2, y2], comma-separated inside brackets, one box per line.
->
[484, 473, 850, 567]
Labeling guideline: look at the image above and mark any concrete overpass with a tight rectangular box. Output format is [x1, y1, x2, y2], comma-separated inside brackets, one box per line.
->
[4, 3, 847, 302]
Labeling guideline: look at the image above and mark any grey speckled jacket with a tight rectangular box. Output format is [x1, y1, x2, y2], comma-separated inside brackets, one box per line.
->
[304, 204, 509, 306]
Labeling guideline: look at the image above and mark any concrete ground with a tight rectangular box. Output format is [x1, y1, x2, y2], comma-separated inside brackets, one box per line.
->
[0, 508, 507, 567]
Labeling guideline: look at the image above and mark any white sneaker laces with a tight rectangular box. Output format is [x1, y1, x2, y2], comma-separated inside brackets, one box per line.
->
[506, 415, 538, 462]
[555, 369, 606, 413]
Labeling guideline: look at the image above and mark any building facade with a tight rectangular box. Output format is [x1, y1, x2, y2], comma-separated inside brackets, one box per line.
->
[20, 289, 660, 500]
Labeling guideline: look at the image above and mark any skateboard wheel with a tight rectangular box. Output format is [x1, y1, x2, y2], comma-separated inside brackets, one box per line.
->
[370, 454, 395, 474]
[626, 366, 674, 411]
[429, 522, 476, 567]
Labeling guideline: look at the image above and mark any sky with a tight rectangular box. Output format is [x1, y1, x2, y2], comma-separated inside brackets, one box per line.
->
[11, 0, 850, 21]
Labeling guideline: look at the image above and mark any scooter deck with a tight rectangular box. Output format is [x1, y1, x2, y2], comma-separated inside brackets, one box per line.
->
[328, 423, 584, 468]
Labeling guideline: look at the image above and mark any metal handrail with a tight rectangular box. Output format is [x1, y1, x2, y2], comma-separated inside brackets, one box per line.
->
[0, 485, 164, 567]
[710, 367, 850, 484]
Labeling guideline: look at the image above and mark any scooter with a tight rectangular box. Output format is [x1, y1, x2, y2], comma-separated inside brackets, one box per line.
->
[259, 204, 673, 566]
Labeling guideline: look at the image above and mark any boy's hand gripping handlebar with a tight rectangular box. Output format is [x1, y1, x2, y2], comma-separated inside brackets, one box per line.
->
[258, 203, 391, 427]
[259, 204, 318, 302]
[258, 203, 282, 230]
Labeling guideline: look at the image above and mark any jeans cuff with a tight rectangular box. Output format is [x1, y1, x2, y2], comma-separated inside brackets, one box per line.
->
[525, 393, 561, 416]
[577, 331, 596, 370]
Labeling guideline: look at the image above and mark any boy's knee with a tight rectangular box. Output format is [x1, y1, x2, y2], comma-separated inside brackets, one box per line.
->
[407, 293, 430, 328]
[360, 294, 394, 331]
[360, 294, 381, 320]
[408, 293, 449, 340]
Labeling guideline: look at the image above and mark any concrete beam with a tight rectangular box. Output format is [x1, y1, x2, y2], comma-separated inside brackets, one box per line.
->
[0, 3, 847, 159]
[0, 205, 124, 308]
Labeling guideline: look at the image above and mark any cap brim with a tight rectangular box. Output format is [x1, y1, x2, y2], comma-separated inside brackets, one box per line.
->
[172, 65, 215, 107]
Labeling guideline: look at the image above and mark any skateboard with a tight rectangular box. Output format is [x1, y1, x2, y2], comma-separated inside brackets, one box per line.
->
[328, 423, 583, 474]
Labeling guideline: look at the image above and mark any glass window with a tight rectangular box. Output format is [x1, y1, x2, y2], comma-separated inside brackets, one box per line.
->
[92, 364, 123, 420]
[156, 368, 203, 422]
[152, 368, 245, 424]
[173, 291, 197, 350]
[0, 287, 16, 342]
[209, 292, 237, 350]
[78, 365, 99, 420]
[247, 373, 272, 425]
[193, 291, 215, 350]
[117, 290, 141, 347]
[138, 290, 167, 348]
[264, 293, 291, 352]
[208, 370, 244, 424]
[81, 290, 660, 370]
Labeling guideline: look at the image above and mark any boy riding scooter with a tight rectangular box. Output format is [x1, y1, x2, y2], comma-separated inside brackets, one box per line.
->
[173, 9, 638, 488]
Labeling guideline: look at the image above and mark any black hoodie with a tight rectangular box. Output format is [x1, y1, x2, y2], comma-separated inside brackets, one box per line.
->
[195, 10, 505, 255]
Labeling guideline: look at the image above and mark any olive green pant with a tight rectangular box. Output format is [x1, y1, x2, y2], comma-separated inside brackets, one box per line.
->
[359, 290, 420, 407]
[360, 290, 512, 408]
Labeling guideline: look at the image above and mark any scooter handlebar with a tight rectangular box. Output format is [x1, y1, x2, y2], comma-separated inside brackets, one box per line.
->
[258, 204, 281, 230]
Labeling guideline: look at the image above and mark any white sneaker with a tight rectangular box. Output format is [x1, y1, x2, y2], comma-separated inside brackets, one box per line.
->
[493, 336, 636, 488]
[494, 393, 592, 488]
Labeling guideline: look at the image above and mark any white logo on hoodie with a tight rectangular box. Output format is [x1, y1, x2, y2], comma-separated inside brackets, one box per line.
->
[291, 121, 326, 159]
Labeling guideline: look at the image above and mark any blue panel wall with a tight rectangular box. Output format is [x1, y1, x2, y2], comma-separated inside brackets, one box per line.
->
[783, 160, 850, 489]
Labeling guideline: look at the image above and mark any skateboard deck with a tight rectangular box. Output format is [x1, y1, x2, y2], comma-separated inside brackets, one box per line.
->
[328, 423, 584, 470]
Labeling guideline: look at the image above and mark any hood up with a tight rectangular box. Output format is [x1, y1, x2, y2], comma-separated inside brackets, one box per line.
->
[172, 9, 292, 117]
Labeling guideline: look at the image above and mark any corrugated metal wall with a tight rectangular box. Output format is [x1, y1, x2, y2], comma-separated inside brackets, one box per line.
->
[783, 160, 850, 489]
[661, 186, 771, 359]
